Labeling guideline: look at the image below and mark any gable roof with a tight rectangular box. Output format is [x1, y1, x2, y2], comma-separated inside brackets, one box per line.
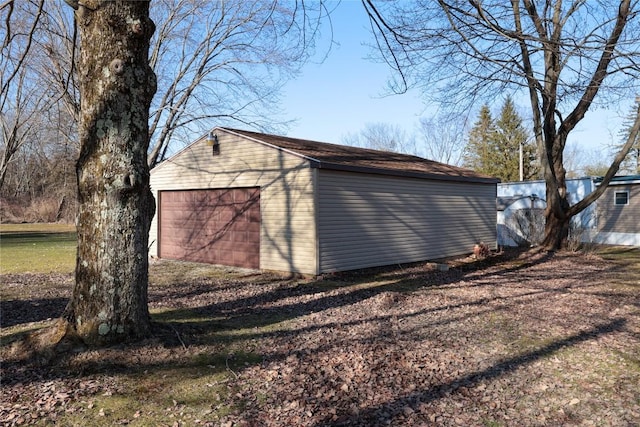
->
[219, 127, 498, 184]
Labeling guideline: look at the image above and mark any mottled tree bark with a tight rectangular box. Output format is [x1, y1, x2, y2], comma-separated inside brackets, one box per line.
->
[63, 0, 157, 346]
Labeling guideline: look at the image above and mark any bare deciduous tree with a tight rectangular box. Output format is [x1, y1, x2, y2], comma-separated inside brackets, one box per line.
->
[0, 103, 78, 223]
[418, 111, 467, 166]
[8, 0, 329, 351]
[342, 122, 417, 154]
[36, 0, 330, 169]
[146, 0, 329, 167]
[363, 0, 640, 249]
[0, 0, 46, 190]
[57, 0, 158, 346]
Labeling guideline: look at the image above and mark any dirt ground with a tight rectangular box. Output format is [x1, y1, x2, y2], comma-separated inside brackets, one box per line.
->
[1, 248, 639, 426]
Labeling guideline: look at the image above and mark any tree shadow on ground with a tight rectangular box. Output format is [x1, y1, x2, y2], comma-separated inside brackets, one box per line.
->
[148, 248, 578, 349]
[0, 298, 69, 328]
[311, 318, 628, 427]
[0, 248, 578, 353]
[0, 248, 626, 392]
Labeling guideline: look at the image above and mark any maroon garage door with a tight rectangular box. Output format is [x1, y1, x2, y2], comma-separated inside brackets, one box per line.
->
[159, 188, 260, 269]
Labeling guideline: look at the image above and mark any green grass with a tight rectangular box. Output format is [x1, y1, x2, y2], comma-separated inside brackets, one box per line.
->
[55, 350, 262, 426]
[0, 323, 50, 347]
[595, 245, 640, 260]
[0, 223, 76, 274]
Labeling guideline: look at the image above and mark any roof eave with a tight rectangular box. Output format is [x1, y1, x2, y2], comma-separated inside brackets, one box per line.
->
[313, 162, 499, 184]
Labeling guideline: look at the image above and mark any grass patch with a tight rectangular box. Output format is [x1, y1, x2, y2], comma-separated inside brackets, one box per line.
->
[596, 245, 640, 261]
[0, 321, 50, 347]
[149, 260, 248, 287]
[151, 307, 293, 344]
[0, 223, 75, 234]
[593, 246, 640, 290]
[59, 350, 262, 426]
[0, 223, 76, 274]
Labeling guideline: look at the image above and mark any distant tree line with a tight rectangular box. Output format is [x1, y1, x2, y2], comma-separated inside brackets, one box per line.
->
[343, 97, 540, 183]
[1, 0, 328, 223]
[345, 96, 639, 183]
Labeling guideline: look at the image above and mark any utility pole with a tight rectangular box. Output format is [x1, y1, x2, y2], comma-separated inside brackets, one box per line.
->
[519, 140, 524, 181]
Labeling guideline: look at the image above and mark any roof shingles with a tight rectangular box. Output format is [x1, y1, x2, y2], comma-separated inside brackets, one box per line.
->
[221, 127, 499, 184]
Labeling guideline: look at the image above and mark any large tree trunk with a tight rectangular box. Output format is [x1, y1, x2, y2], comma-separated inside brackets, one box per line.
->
[540, 130, 572, 251]
[63, 0, 157, 346]
[541, 208, 570, 250]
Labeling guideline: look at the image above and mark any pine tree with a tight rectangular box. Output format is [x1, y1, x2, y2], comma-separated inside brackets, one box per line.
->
[492, 97, 538, 181]
[462, 104, 495, 174]
[616, 97, 640, 174]
[463, 99, 537, 181]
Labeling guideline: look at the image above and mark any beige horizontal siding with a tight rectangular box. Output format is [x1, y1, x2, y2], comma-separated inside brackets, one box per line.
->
[150, 131, 317, 274]
[317, 170, 496, 273]
[597, 185, 640, 233]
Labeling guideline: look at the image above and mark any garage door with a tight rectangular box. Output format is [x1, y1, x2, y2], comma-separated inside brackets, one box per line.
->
[159, 188, 260, 269]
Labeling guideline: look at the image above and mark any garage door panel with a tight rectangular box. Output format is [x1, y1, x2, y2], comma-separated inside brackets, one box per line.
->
[246, 206, 261, 222]
[159, 188, 260, 269]
[215, 210, 230, 222]
[245, 222, 260, 233]
[213, 240, 235, 252]
[234, 251, 259, 267]
[231, 232, 248, 243]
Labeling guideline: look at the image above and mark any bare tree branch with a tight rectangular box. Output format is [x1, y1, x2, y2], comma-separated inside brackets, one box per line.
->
[0, 0, 46, 189]
[569, 99, 640, 216]
[363, 0, 640, 249]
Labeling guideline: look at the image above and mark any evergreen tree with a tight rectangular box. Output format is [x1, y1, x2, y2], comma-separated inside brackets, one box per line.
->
[463, 99, 537, 181]
[462, 104, 495, 174]
[616, 97, 640, 174]
[493, 97, 538, 181]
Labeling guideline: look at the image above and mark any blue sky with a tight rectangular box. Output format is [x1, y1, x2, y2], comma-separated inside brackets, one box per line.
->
[281, 1, 426, 144]
[280, 1, 628, 158]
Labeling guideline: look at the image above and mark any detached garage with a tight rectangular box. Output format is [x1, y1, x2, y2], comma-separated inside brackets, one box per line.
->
[149, 128, 498, 275]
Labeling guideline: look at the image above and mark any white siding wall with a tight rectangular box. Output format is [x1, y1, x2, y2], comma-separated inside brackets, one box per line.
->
[150, 131, 317, 274]
[317, 170, 496, 273]
[497, 179, 597, 247]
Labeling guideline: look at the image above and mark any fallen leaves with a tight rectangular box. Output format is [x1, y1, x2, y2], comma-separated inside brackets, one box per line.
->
[1, 249, 639, 426]
[0, 378, 105, 425]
